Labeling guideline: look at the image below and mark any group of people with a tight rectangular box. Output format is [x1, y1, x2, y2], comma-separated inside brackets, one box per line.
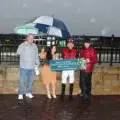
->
[17, 34, 97, 102]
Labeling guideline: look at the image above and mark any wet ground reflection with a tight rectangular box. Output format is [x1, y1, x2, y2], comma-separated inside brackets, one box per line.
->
[0, 95, 120, 120]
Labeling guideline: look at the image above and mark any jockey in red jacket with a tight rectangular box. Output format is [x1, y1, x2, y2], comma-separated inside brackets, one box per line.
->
[62, 47, 76, 59]
[79, 37, 97, 101]
[61, 38, 77, 100]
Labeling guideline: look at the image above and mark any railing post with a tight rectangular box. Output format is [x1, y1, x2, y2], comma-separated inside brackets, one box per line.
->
[99, 37, 102, 65]
[0, 41, 1, 64]
[110, 35, 114, 66]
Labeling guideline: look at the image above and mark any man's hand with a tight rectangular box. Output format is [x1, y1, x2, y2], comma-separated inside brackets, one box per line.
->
[86, 58, 90, 63]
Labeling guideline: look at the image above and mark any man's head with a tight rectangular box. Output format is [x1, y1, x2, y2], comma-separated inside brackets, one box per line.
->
[26, 34, 34, 44]
[67, 38, 74, 49]
[83, 37, 91, 49]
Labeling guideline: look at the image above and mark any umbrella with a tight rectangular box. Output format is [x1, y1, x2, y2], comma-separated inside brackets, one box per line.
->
[33, 16, 70, 38]
[14, 23, 39, 35]
[14, 16, 70, 38]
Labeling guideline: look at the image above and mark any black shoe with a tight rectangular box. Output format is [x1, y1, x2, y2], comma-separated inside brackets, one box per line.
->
[61, 84, 66, 95]
[80, 94, 83, 97]
[79, 93, 84, 100]
[61, 84, 66, 101]
[69, 84, 74, 100]
[69, 83, 73, 94]
[82, 95, 91, 102]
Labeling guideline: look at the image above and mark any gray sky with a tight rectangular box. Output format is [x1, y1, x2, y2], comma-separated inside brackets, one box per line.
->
[0, 0, 120, 36]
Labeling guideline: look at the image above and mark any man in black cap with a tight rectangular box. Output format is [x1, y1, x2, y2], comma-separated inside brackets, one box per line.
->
[79, 37, 98, 101]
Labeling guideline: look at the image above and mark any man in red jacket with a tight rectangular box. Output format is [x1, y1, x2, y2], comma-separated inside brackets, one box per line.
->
[79, 37, 97, 101]
[61, 38, 77, 100]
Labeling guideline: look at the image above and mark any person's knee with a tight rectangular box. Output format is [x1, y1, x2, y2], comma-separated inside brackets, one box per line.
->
[62, 79, 67, 84]
[69, 78, 74, 84]
[62, 81, 67, 84]
[62, 77, 68, 84]
[69, 81, 74, 84]
[69, 75, 74, 83]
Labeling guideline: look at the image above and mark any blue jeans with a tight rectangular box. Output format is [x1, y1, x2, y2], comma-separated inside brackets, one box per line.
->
[18, 68, 35, 95]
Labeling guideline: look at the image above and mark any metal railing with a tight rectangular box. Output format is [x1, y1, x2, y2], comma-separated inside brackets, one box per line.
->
[0, 34, 120, 66]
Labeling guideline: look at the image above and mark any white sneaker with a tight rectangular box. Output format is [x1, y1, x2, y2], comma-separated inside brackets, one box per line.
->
[26, 93, 34, 99]
[18, 95, 23, 100]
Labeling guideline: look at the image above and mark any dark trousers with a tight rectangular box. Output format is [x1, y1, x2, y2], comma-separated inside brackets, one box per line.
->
[79, 71, 92, 99]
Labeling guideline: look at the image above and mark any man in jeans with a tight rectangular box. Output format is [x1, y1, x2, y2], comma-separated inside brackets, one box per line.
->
[17, 34, 39, 100]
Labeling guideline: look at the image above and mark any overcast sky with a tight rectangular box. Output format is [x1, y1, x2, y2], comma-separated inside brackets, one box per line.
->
[0, 0, 120, 36]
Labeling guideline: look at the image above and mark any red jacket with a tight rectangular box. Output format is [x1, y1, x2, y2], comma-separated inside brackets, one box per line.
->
[62, 48, 77, 59]
[80, 47, 98, 72]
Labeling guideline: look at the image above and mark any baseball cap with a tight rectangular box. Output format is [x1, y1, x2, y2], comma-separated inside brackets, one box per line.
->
[83, 36, 91, 43]
[67, 38, 75, 44]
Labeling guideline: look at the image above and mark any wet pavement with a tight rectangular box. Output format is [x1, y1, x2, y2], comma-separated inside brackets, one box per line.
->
[0, 95, 120, 120]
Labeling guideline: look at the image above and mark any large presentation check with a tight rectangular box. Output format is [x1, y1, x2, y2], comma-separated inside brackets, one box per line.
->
[50, 58, 87, 71]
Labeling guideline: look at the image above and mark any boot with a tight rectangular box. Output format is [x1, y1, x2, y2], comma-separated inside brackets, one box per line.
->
[69, 84, 74, 100]
[84, 72, 92, 101]
[47, 92, 52, 99]
[52, 92, 57, 99]
[61, 84, 66, 100]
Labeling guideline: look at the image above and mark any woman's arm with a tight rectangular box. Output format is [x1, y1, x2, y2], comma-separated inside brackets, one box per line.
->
[53, 53, 59, 60]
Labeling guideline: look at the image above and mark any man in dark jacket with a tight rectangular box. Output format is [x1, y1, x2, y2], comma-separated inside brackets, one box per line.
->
[79, 37, 97, 101]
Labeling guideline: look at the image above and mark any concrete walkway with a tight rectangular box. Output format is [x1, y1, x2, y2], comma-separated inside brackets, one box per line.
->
[0, 95, 120, 120]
